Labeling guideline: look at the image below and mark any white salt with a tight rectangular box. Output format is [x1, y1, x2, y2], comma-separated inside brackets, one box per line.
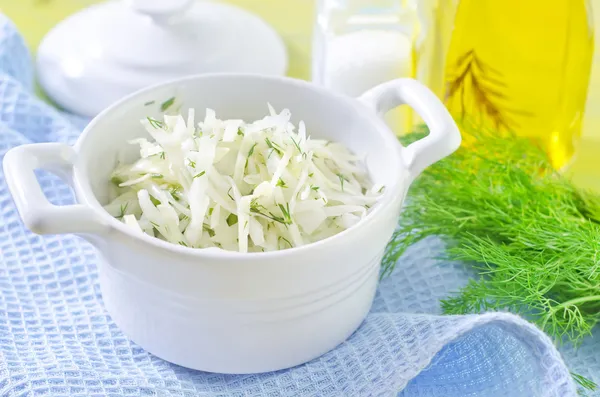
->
[323, 30, 413, 97]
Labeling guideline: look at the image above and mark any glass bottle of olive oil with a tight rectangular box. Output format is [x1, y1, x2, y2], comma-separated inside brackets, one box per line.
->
[442, 0, 594, 169]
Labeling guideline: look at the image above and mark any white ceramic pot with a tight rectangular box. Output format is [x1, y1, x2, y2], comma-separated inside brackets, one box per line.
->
[3, 74, 460, 374]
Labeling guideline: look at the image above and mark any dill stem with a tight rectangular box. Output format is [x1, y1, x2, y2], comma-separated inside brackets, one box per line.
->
[550, 295, 600, 312]
[389, 126, 600, 346]
[541, 295, 600, 332]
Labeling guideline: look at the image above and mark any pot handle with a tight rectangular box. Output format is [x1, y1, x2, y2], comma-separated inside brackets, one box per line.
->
[359, 78, 461, 178]
[3, 143, 106, 235]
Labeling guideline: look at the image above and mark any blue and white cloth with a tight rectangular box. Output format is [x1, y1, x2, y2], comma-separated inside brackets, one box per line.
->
[0, 14, 596, 397]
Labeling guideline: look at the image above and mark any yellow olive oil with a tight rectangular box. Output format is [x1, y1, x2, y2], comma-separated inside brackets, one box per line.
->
[443, 0, 594, 169]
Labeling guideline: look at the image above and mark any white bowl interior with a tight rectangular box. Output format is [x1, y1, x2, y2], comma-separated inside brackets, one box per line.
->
[76, 75, 404, 206]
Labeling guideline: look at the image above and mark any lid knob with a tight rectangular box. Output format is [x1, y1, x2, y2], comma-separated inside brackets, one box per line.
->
[125, 0, 194, 23]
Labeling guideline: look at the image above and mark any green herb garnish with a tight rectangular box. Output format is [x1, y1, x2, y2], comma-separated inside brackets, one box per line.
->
[118, 203, 129, 218]
[248, 143, 257, 157]
[111, 176, 123, 186]
[337, 173, 347, 192]
[226, 214, 238, 226]
[278, 236, 293, 249]
[278, 203, 292, 224]
[150, 196, 161, 207]
[169, 186, 181, 197]
[147, 117, 164, 129]
[187, 159, 196, 168]
[265, 138, 283, 156]
[144, 100, 155, 106]
[246, 143, 258, 168]
[151, 173, 163, 179]
[276, 178, 287, 188]
[193, 171, 206, 179]
[250, 199, 289, 225]
[203, 223, 216, 237]
[237, 128, 244, 136]
[571, 372, 598, 392]
[178, 241, 188, 247]
[290, 136, 302, 155]
[160, 97, 176, 112]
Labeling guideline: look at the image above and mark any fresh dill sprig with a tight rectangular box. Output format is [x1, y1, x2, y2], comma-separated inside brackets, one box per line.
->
[246, 143, 258, 168]
[572, 372, 598, 393]
[278, 203, 292, 224]
[290, 136, 303, 155]
[279, 236, 293, 249]
[265, 138, 283, 156]
[248, 143, 257, 157]
[203, 223, 216, 237]
[169, 185, 181, 197]
[382, 124, 600, 390]
[118, 203, 128, 219]
[250, 199, 289, 225]
[160, 97, 176, 112]
[384, 124, 600, 348]
[147, 117, 164, 129]
[337, 173, 347, 192]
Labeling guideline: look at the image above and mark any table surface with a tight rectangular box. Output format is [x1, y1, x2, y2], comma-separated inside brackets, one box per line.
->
[1, 0, 599, 192]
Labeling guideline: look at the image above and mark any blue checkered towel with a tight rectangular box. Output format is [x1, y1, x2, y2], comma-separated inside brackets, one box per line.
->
[0, 13, 595, 397]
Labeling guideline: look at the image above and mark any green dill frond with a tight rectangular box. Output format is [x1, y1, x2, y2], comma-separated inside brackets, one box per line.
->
[384, 122, 600, 348]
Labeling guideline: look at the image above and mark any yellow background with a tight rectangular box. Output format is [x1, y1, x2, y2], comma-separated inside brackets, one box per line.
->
[0, 0, 598, 191]
[0, 0, 314, 80]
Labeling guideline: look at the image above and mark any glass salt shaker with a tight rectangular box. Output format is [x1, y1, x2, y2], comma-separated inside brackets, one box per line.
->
[312, 0, 435, 135]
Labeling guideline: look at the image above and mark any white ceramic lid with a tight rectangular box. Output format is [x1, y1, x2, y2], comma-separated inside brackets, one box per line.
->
[36, 0, 288, 117]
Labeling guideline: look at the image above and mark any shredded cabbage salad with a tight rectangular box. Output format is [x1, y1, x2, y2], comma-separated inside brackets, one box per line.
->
[104, 105, 385, 253]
